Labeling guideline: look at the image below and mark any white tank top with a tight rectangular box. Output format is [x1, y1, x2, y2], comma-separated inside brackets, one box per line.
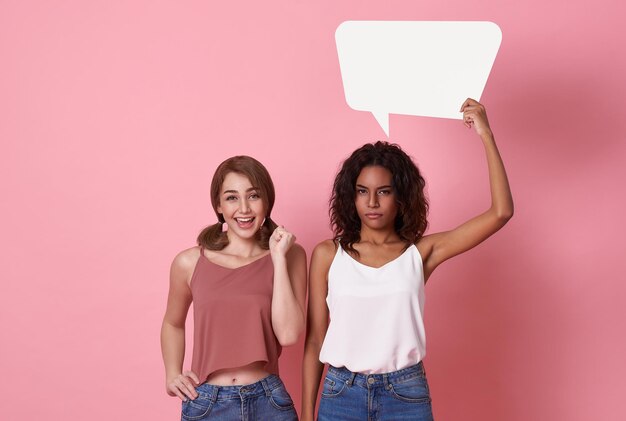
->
[319, 244, 426, 374]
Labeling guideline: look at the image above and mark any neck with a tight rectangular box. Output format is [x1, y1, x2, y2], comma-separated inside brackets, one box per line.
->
[359, 226, 401, 245]
[223, 232, 263, 257]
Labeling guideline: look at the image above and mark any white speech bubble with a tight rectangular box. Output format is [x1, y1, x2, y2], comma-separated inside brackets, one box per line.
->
[335, 21, 502, 136]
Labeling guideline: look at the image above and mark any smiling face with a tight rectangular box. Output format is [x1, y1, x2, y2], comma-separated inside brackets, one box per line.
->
[216, 171, 267, 242]
[354, 165, 398, 232]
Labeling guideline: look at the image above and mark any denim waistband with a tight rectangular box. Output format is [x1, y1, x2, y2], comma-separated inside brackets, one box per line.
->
[195, 374, 283, 401]
[327, 361, 425, 388]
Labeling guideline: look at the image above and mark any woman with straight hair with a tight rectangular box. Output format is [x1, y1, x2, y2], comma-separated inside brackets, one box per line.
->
[161, 155, 306, 421]
[302, 99, 514, 420]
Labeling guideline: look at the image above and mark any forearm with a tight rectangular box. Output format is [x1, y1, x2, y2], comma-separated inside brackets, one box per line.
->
[301, 340, 325, 420]
[271, 255, 305, 345]
[481, 132, 514, 220]
[161, 321, 186, 380]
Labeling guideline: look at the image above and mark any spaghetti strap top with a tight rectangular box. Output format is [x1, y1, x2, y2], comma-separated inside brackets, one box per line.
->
[190, 247, 281, 382]
[319, 244, 426, 374]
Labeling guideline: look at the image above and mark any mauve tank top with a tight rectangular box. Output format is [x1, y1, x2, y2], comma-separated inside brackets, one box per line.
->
[190, 248, 281, 383]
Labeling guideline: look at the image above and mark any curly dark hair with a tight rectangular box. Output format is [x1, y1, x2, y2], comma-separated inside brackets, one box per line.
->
[330, 141, 429, 255]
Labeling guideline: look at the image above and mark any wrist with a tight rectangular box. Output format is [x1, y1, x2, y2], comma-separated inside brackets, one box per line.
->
[479, 129, 494, 142]
[270, 252, 288, 264]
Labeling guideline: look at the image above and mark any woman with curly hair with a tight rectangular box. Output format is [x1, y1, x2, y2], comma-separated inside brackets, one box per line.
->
[161, 156, 306, 420]
[302, 99, 513, 421]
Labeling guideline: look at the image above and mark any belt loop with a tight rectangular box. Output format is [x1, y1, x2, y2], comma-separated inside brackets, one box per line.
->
[348, 371, 356, 386]
[261, 376, 271, 397]
[383, 373, 390, 389]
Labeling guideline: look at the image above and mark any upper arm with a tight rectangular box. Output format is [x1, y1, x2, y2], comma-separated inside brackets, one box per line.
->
[162, 249, 196, 328]
[419, 107, 513, 279]
[286, 243, 308, 314]
[306, 240, 335, 344]
[419, 209, 512, 279]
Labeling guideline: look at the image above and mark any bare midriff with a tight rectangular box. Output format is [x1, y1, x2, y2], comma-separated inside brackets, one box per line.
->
[205, 361, 270, 386]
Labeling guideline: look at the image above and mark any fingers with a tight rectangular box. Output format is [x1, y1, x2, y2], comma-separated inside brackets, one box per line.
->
[271, 227, 296, 256]
[271, 226, 282, 242]
[460, 97, 479, 112]
[463, 108, 476, 129]
[272, 226, 296, 243]
[184, 370, 201, 385]
[167, 372, 200, 401]
[461, 99, 488, 126]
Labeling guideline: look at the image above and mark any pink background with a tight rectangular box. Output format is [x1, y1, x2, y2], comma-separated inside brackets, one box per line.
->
[1, 1, 625, 420]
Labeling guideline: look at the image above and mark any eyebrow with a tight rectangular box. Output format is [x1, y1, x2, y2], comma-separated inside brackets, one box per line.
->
[355, 184, 393, 190]
[222, 187, 260, 194]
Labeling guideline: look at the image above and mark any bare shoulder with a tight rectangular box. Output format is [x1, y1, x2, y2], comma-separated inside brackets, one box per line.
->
[312, 239, 337, 266]
[170, 246, 202, 278]
[415, 233, 443, 263]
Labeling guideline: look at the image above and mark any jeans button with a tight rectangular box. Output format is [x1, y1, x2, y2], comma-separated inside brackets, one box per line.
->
[367, 377, 375, 385]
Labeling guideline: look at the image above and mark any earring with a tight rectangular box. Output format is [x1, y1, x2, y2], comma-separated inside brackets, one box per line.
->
[218, 214, 226, 232]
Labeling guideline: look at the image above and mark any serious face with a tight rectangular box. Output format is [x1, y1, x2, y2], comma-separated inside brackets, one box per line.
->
[354, 165, 398, 232]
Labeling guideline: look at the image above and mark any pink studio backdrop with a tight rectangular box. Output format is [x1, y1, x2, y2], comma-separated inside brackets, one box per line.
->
[1, 1, 625, 420]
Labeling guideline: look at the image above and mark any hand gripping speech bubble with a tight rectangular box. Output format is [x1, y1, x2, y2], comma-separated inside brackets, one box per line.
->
[335, 21, 502, 136]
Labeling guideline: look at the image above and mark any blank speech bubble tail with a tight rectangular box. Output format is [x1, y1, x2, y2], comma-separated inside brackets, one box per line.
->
[371, 111, 389, 137]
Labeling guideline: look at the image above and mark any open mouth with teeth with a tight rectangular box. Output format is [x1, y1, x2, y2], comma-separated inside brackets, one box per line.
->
[234, 217, 256, 229]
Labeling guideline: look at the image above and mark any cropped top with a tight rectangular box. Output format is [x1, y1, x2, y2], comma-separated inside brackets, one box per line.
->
[319, 244, 426, 374]
[190, 248, 281, 382]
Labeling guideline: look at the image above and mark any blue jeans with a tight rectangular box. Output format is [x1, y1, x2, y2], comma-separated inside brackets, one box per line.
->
[181, 374, 297, 421]
[318, 362, 434, 421]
